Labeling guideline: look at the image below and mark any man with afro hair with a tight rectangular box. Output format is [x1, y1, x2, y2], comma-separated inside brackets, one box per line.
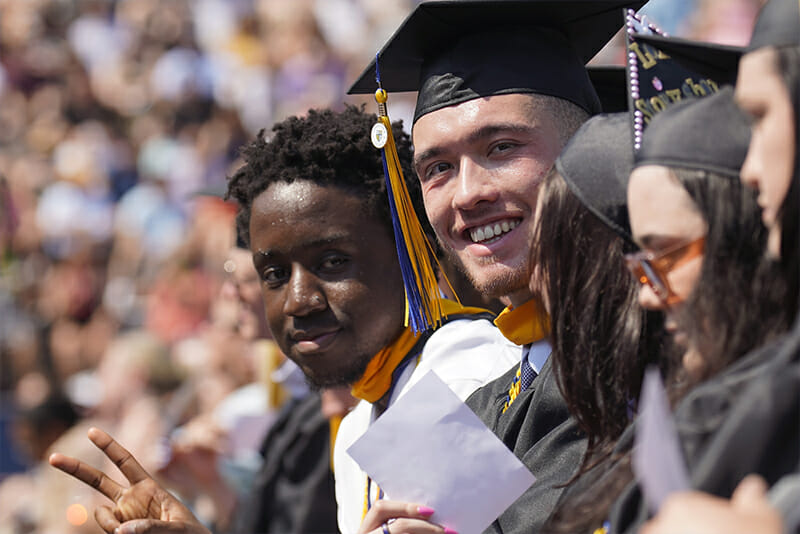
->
[228, 105, 518, 533]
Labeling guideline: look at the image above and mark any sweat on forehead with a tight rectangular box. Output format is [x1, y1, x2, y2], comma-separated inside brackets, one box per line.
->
[225, 106, 421, 247]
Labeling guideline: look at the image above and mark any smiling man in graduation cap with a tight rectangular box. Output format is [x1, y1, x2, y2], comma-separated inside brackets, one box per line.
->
[348, 1, 646, 533]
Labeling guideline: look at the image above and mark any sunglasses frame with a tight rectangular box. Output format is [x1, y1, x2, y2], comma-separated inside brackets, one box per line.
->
[624, 236, 706, 304]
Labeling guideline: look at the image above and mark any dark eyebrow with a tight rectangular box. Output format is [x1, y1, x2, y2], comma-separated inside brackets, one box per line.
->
[636, 234, 683, 251]
[254, 233, 352, 259]
[413, 122, 538, 170]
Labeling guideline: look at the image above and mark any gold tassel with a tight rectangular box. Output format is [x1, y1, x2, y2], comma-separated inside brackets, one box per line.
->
[371, 88, 456, 332]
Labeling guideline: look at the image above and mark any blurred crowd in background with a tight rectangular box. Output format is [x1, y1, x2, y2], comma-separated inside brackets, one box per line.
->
[0, 1, 763, 533]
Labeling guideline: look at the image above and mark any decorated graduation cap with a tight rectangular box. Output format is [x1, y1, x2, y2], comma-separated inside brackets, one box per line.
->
[349, 0, 647, 121]
[556, 113, 635, 242]
[625, 10, 743, 151]
[748, 0, 800, 51]
[350, 0, 644, 333]
[634, 87, 751, 178]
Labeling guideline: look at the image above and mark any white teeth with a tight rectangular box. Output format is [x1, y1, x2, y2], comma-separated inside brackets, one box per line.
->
[469, 219, 520, 243]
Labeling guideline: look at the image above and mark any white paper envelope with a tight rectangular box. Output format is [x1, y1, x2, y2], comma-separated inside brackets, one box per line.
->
[347, 371, 535, 534]
[633, 366, 690, 513]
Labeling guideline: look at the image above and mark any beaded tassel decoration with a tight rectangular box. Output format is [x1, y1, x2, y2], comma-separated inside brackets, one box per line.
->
[625, 8, 667, 151]
[370, 57, 455, 334]
[625, 9, 725, 152]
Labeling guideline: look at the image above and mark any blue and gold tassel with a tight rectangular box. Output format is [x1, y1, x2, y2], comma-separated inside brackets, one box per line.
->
[370, 58, 454, 333]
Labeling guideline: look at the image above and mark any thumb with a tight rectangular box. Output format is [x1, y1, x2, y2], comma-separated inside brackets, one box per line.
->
[731, 474, 769, 508]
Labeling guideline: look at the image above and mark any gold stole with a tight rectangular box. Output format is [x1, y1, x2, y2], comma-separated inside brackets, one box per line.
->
[350, 298, 491, 403]
[493, 299, 548, 345]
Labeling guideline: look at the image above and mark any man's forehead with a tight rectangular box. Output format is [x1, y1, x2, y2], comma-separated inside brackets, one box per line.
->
[412, 94, 553, 141]
[460, 94, 557, 122]
[254, 232, 355, 259]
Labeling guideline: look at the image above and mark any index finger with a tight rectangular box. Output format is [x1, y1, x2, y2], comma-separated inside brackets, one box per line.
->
[49, 451, 125, 503]
[88, 427, 151, 485]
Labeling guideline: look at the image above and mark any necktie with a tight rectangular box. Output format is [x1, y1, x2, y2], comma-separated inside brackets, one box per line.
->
[502, 358, 538, 413]
[519, 357, 537, 393]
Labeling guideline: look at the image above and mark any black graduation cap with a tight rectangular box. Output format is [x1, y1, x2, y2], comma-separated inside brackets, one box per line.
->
[748, 0, 800, 52]
[634, 87, 751, 178]
[633, 34, 743, 86]
[348, 0, 647, 122]
[624, 10, 742, 151]
[555, 112, 634, 242]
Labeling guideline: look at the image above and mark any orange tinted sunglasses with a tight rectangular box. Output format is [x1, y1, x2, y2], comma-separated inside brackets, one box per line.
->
[624, 236, 706, 304]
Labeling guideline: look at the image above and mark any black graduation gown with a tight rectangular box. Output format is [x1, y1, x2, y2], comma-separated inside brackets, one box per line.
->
[609, 332, 800, 534]
[466, 357, 587, 534]
[233, 392, 338, 534]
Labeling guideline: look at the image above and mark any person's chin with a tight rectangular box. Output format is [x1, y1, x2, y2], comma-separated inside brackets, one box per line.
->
[766, 225, 782, 258]
[297, 350, 373, 390]
[682, 347, 707, 381]
[463, 259, 529, 300]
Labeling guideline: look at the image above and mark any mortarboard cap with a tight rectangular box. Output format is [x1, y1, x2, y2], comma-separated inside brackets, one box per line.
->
[348, 0, 647, 122]
[634, 34, 743, 86]
[634, 87, 751, 179]
[625, 10, 741, 150]
[555, 112, 635, 242]
[748, 0, 800, 52]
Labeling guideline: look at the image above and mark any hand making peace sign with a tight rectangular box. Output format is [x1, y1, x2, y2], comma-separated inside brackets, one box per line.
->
[49, 427, 211, 534]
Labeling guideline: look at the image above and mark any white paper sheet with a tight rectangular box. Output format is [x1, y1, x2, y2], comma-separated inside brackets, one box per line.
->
[347, 371, 535, 534]
[633, 366, 690, 513]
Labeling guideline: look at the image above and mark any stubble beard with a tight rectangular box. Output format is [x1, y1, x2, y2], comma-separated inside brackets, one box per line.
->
[443, 243, 531, 300]
[301, 351, 375, 391]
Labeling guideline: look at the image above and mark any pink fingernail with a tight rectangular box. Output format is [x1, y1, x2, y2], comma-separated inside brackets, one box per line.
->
[418, 505, 435, 516]
[444, 528, 458, 534]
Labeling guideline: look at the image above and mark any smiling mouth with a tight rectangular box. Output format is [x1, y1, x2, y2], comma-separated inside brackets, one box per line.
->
[466, 219, 521, 245]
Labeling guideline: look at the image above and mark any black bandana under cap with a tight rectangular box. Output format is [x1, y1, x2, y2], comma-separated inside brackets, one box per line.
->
[634, 87, 751, 178]
[555, 113, 635, 242]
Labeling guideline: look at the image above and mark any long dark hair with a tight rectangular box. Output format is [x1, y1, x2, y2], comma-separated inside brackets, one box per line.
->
[674, 168, 790, 382]
[545, 166, 787, 533]
[776, 45, 800, 324]
[531, 169, 667, 468]
[534, 168, 666, 534]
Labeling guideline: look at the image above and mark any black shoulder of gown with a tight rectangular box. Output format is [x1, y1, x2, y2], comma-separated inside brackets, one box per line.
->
[610, 332, 800, 534]
[467, 358, 588, 534]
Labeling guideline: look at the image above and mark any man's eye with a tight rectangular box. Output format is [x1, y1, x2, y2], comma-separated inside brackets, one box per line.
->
[491, 141, 518, 155]
[425, 162, 453, 180]
[262, 266, 288, 285]
[320, 255, 349, 271]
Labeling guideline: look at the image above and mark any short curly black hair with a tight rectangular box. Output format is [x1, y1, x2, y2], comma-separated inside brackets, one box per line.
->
[226, 105, 425, 247]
